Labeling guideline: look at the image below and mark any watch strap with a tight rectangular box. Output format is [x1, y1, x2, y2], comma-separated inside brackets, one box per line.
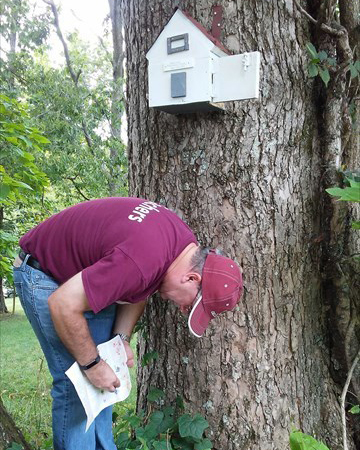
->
[79, 354, 101, 371]
[116, 333, 131, 343]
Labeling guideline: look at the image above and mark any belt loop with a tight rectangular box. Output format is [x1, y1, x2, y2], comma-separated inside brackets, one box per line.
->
[21, 253, 31, 272]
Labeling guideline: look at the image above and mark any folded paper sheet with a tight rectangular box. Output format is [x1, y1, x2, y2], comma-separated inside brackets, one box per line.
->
[65, 335, 131, 431]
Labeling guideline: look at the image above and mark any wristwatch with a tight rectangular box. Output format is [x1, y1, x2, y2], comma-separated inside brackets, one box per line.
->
[79, 354, 101, 371]
[116, 333, 131, 343]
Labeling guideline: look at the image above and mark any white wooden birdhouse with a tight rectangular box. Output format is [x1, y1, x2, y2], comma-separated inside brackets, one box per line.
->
[146, 8, 260, 114]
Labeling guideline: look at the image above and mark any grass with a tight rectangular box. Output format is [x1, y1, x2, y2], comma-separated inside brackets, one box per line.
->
[0, 298, 137, 449]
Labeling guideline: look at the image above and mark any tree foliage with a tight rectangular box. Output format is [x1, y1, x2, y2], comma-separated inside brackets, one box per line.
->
[0, 0, 128, 286]
[1, 0, 127, 206]
[0, 94, 50, 283]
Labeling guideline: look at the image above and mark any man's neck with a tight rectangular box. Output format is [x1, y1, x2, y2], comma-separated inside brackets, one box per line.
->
[166, 243, 199, 275]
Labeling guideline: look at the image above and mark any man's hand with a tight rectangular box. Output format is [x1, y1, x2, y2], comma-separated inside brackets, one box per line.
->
[123, 340, 134, 367]
[84, 359, 120, 392]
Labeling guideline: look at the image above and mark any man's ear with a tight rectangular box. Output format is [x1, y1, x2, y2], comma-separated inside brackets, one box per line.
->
[182, 272, 202, 284]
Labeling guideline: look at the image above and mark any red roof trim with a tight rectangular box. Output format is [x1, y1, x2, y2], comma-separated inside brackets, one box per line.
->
[178, 8, 231, 55]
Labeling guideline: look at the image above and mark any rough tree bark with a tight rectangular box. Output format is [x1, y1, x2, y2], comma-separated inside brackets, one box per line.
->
[121, 1, 359, 449]
[0, 398, 32, 450]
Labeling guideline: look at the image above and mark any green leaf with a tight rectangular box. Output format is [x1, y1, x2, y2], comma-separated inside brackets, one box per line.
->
[158, 406, 176, 433]
[116, 432, 132, 449]
[137, 437, 150, 450]
[318, 50, 328, 61]
[178, 414, 209, 440]
[289, 431, 330, 450]
[172, 437, 194, 450]
[308, 63, 319, 78]
[194, 438, 212, 450]
[306, 42, 318, 59]
[123, 411, 142, 429]
[5, 444, 24, 450]
[352, 221, 360, 230]
[326, 187, 360, 202]
[0, 184, 11, 199]
[349, 63, 359, 79]
[21, 151, 35, 162]
[153, 439, 173, 450]
[143, 411, 164, 440]
[318, 67, 330, 86]
[10, 180, 34, 190]
[0, 231, 18, 243]
[141, 351, 159, 367]
[349, 405, 360, 414]
[176, 396, 185, 410]
[354, 60, 360, 71]
[4, 136, 19, 144]
[147, 387, 165, 402]
[30, 133, 51, 144]
[347, 177, 360, 188]
[326, 57, 337, 67]
[17, 135, 34, 148]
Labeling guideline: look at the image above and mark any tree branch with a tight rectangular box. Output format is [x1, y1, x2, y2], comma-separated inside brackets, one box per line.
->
[81, 119, 94, 150]
[65, 177, 90, 201]
[0, 57, 30, 86]
[294, 0, 346, 37]
[98, 36, 112, 62]
[43, 0, 96, 153]
[294, 0, 354, 78]
[341, 349, 360, 450]
[43, 0, 78, 84]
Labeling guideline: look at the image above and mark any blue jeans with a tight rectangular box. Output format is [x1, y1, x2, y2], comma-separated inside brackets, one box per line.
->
[13, 256, 117, 450]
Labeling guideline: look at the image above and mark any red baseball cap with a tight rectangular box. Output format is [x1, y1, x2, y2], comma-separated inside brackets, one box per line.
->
[188, 252, 243, 337]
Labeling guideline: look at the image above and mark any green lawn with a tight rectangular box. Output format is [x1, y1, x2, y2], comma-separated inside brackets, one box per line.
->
[0, 298, 137, 449]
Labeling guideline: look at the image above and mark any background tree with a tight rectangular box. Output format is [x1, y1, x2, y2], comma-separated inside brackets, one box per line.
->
[108, 0, 126, 196]
[43, 0, 127, 201]
[0, 95, 50, 314]
[121, 1, 359, 449]
[0, 0, 51, 311]
[0, 397, 32, 450]
[1, 0, 127, 206]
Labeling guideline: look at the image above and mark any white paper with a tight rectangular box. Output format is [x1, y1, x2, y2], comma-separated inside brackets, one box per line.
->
[65, 336, 131, 431]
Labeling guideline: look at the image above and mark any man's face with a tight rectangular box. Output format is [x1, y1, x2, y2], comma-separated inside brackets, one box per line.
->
[158, 271, 201, 313]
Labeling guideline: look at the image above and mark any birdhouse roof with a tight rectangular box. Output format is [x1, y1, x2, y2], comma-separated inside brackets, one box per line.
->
[146, 8, 231, 57]
[180, 9, 230, 55]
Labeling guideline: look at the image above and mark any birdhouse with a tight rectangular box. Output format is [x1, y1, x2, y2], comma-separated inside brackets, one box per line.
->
[146, 8, 260, 114]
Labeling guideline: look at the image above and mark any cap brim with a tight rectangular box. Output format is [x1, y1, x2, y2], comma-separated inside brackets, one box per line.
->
[188, 293, 211, 338]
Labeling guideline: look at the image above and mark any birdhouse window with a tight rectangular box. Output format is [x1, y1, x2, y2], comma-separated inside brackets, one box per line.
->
[167, 33, 189, 54]
[171, 72, 186, 98]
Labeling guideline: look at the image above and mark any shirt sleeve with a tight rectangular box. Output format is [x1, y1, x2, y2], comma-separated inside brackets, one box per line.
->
[81, 247, 146, 313]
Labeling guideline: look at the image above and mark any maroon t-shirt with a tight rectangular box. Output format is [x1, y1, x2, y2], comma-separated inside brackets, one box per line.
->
[20, 197, 197, 313]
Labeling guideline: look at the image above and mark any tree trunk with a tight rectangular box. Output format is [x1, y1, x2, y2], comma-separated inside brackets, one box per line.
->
[0, 398, 32, 450]
[122, 1, 359, 449]
[0, 278, 8, 314]
[108, 0, 127, 196]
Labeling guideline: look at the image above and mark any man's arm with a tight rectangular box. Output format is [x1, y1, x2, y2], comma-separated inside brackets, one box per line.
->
[48, 272, 120, 392]
[113, 301, 146, 367]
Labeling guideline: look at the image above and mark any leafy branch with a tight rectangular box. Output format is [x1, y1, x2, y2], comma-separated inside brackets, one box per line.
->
[326, 170, 360, 229]
[306, 42, 360, 87]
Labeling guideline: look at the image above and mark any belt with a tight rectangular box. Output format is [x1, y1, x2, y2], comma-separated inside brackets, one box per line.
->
[19, 250, 43, 272]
